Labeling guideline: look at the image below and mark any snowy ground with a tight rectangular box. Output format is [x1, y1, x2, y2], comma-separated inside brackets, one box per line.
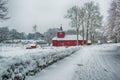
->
[0, 43, 120, 80]
[74, 44, 120, 80]
[26, 43, 120, 80]
[0, 44, 80, 80]
[0, 44, 70, 57]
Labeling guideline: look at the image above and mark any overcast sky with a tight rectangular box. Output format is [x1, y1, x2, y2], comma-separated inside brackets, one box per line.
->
[1, 0, 111, 33]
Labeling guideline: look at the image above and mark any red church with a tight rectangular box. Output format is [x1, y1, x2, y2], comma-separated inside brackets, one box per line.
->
[52, 27, 91, 47]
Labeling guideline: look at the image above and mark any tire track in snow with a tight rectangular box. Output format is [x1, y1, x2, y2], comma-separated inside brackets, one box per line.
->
[74, 45, 120, 80]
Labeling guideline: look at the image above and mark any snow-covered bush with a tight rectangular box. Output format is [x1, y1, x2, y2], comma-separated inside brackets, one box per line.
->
[0, 47, 80, 80]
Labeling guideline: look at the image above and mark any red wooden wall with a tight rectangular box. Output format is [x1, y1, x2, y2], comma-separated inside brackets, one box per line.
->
[52, 40, 87, 47]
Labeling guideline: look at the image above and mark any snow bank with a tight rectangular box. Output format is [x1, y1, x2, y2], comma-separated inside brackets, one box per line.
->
[0, 46, 80, 80]
[86, 43, 120, 52]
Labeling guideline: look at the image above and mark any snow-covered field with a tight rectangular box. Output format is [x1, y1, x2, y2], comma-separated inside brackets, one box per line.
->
[0, 43, 120, 80]
[0, 44, 71, 57]
[0, 44, 80, 80]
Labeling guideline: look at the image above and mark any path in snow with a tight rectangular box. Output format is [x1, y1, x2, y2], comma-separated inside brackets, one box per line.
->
[26, 47, 83, 80]
[74, 45, 120, 80]
[26, 44, 120, 80]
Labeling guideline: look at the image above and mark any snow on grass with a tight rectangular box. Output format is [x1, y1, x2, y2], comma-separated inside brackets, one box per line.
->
[0, 45, 80, 80]
[0, 44, 70, 57]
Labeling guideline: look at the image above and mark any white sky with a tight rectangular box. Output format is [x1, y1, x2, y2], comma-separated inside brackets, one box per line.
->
[1, 0, 111, 33]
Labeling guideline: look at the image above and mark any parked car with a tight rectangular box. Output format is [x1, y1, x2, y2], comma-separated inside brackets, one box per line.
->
[26, 43, 37, 49]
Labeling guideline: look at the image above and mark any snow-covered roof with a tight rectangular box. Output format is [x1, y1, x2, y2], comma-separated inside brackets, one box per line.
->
[21, 39, 46, 43]
[52, 35, 86, 40]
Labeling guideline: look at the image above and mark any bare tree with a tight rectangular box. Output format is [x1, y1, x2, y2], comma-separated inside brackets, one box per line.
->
[65, 6, 80, 46]
[0, 0, 8, 20]
[115, 0, 120, 42]
[78, 8, 86, 45]
[65, 29, 76, 35]
[0, 0, 9, 43]
[84, 2, 103, 44]
[65, 1, 102, 45]
[33, 25, 37, 40]
[44, 28, 59, 46]
[0, 27, 9, 42]
[106, 0, 120, 43]
[106, 0, 117, 42]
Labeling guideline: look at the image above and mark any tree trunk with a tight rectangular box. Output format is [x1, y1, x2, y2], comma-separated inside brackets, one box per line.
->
[86, 20, 89, 44]
[90, 32, 92, 44]
[82, 21, 84, 45]
[93, 34, 95, 44]
[75, 6, 79, 46]
[76, 28, 79, 46]
[86, 13, 90, 45]
[90, 20, 93, 44]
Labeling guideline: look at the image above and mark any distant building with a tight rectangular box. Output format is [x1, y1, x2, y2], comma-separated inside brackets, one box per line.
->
[52, 27, 91, 47]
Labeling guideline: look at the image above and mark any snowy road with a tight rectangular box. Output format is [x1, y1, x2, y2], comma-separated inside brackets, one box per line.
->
[74, 45, 120, 80]
[26, 44, 120, 80]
